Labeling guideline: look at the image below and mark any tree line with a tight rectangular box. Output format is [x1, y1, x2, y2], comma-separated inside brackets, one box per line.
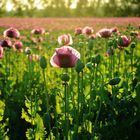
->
[0, 0, 140, 17]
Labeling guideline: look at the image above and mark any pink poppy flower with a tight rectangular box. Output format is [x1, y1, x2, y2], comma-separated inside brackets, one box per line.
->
[3, 27, 20, 39]
[58, 34, 73, 46]
[31, 28, 45, 35]
[13, 41, 23, 52]
[75, 28, 82, 35]
[96, 28, 112, 38]
[50, 46, 80, 68]
[118, 35, 131, 47]
[82, 26, 94, 35]
[0, 46, 4, 59]
[0, 39, 12, 48]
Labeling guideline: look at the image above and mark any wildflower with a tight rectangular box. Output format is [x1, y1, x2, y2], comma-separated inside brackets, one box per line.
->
[82, 26, 94, 35]
[31, 28, 45, 35]
[117, 35, 131, 47]
[3, 27, 20, 39]
[96, 28, 112, 38]
[58, 34, 73, 46]
[13, 41, 23, 52]
[0, 39, 12, 48]
[50, 46, 80, 68]
[75, 27, 82, 35]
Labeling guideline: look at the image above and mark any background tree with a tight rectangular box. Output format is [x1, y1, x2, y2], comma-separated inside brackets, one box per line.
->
[0, 0, 139, 17]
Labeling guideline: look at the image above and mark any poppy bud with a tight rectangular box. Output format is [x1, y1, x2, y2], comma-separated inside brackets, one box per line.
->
[88, 39, 94, 50]
[61, 73, 70, 82]
[40, 56, 47, 69]
[130, 42, 136, 49]
[108, 77, 121, 85]
[75, 59, 84, 73]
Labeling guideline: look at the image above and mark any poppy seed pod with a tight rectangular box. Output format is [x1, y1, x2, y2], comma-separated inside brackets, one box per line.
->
[75, 59, 85, 73]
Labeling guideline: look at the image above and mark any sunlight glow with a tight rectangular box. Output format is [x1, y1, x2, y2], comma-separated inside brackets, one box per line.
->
[5, 0, 89, 11]
[70, 0, 78, 9]
[6, 2, 13, 11]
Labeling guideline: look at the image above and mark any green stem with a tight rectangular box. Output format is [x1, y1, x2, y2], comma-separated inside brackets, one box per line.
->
[28, 59, 33, 126]
[81, 71, 84, 105]
[77, 72, 80, 113]
[91, 67, 104, 139]
[64, 82, 68, 140]
[89, 69, 94, 113]
[42, 69, 49, 113]
[92, 97, 102, 139]
[118, 50, 121, 74]
[76, 72, 80, 139]
[131, 48, 134, 79]
[42, 69, 51, 140]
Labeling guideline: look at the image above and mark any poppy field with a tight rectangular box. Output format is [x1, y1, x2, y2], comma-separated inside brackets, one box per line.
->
[0, 18, 140, 140]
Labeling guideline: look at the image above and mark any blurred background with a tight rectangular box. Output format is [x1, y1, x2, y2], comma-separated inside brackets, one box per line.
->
[0, 0, 140, 17]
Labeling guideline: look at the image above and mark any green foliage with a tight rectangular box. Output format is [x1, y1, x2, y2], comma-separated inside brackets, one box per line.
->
[0, 100, 9, 140]
[22, 98, 46, 140]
